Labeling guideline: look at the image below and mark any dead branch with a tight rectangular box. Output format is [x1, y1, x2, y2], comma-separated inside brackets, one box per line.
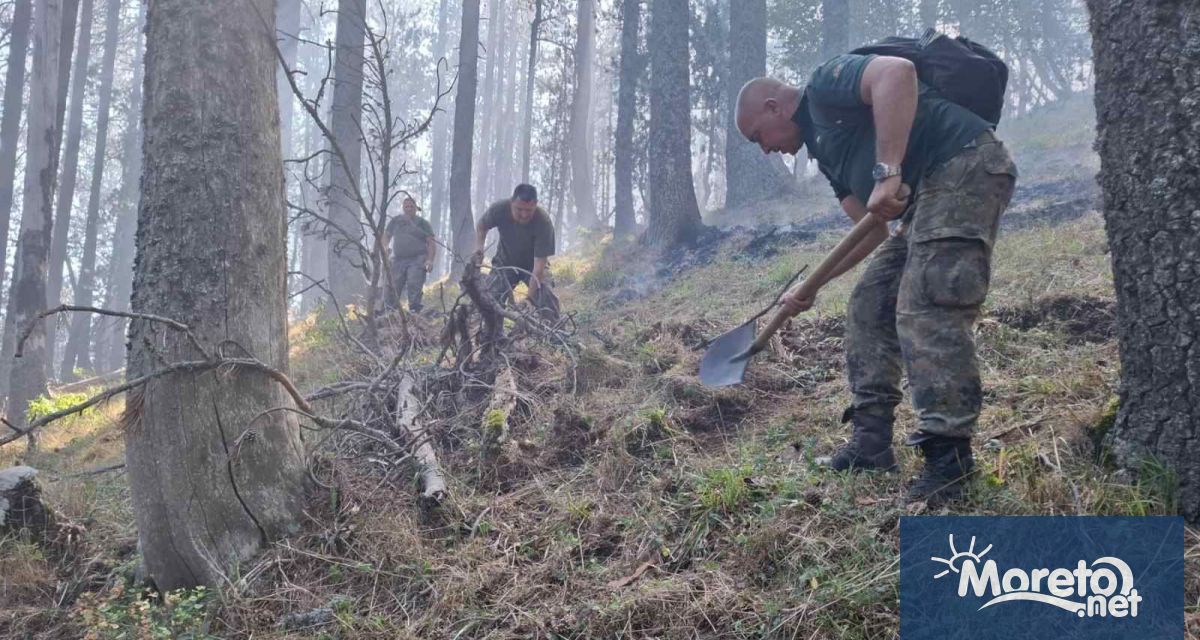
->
[16, 305, 210, 360]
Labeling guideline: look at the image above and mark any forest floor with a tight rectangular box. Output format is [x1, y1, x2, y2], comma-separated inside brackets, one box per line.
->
[2, 96, 1197, 640]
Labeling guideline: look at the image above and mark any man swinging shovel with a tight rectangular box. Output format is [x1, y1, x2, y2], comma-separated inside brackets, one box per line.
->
[704, 46, 1017, 507]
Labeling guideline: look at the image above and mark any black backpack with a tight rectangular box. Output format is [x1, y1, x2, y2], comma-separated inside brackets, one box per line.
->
[850, 28, 1009, 125]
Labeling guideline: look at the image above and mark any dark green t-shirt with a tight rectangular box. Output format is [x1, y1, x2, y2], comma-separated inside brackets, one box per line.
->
[386, 214, 434, 260]
[480, 200, 555, 272]
[794, 53, 991, 204]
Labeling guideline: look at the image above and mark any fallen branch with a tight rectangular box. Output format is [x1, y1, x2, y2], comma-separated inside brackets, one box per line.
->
[395, 373, 445, 502]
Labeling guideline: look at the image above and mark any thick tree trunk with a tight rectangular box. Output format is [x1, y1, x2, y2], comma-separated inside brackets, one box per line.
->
[568, 0, 597, 227]
[95, 0, 143, 373]
[821, 0, 848, 58]
[6, 0, 63, 439]
[428, 0, 451, 279]
[612, 0, 639, 240]
[0, 0, 33, 299]
[60, 0, 117, 380]
[448, 0, 480, 280]
[519, 0, 542, 182]
[324, 0, 367, 309]
[299, 114, 327, 314]
[724, 0, 792, 211]
[644, 0, 701, 249]
[126, 0, 306, 589]
[44, 0, 91, 379]
[1086, 0, 1200, 522]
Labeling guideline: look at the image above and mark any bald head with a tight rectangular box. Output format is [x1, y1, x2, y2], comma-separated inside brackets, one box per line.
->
[734, 77, 804, 156]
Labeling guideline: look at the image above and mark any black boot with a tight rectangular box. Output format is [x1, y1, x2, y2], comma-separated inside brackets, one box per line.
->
[906, 432, 975, 507]
[816, 408, 898, 472]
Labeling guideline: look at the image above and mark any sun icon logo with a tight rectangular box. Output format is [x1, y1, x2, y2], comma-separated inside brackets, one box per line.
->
[931, 534, 993, 580]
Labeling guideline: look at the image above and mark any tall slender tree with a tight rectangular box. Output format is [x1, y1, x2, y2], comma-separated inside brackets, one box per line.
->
[473, 0, 503, 212]
[324, 0, 367, 307]
[519, 0, 543, 181]
[644, 0, 701, 249]
[1086, 0, 1200, 522]
[568, 0, 597, 227]
[60, 0, 118, 379]
[126, 0, 306, 589]
[612, 0, 640, 240]
[724, 0, 792, 210]
[920, 0, 939, 29]
[448, 0, 480, 279]
[428, 0, 452, 278]
[276, 0, 302, 162]
[96, 0, 144, 373]
[821, 0, 849, 57]
[7, 0, 63, 442]
[0, 0, 33, 297]
[45, 0, 92, 378]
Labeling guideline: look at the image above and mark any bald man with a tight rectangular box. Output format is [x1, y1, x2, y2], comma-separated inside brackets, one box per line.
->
[736, 53, 1017, 507]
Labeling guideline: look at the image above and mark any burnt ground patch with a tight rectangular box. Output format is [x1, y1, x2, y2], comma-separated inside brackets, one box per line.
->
[990, 293, 1116, 344]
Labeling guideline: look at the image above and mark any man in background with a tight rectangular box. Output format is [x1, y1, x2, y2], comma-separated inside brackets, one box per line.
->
[384, 195, 436, 313]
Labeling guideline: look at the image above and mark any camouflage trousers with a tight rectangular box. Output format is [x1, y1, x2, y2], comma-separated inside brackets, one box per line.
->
[487, 264, 561, 322]
[845, 130, 1017, 439]
[389, 256, 427, 312]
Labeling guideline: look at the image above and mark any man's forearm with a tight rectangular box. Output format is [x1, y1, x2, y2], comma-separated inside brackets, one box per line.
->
[475, 226, 489, 253]
[530, 258, 548, 290]
[426, 238, 437, 264]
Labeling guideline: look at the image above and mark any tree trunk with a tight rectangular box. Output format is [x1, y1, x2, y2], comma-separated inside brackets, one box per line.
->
[519, 0, 542, 182]
[0, 0, 33, 301]
[493, 8, 521, 200]
[473, 0, 502, 213]
[568, 0, 597, 227]
[448, 0, 480, 280]
[324, 0, 366, 309]
[821, 0, 848, 58]
[428, 0, 451, 279]
[60, 0, 117, 380]
[95, 0, 143, 373]
[6, 0, 63, 440]
[126, 0, 306, 589]
[920, 0, 939, 29]
[612, 0, 639, 240]
[1086, 0, 1200, 522]
[644, 0, 701, 249]
[45, 0, 91, 379]
[276, 0, 301, 163]
[299, 113, 327, 314]
[724, 0, 793, 211]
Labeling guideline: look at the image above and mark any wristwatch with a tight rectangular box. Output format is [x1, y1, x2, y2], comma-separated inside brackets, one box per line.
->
[872, 162, 902, 181]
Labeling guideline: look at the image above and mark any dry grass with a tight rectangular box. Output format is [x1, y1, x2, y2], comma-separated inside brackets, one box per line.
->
[3, 170, 1199, 638]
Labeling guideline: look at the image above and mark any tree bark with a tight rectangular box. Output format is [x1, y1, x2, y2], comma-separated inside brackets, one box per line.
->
[126, 0, 307, 589]
[0, 0, 33, 301]
[519, 0, 543, 182]
[60, 0, 117, 380]
[473, 0, 502, 213]
[1086, 0, 1200, 522]
[44, 0, 91, 379]
[820, 0, 848, 58]
[643, 0, 701, 249]
[612, 0, 639, 240]
[324, 0, 367, 309]
[428, 0, 451, 278]
[6, 0, 63, 439]
[568, 0, 597, 227]
[448, 0, 480, 280]
[724, 0, 793, 211]
[95, 0, 143, 373]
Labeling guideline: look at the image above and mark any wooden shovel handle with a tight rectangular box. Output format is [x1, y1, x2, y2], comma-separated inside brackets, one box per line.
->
[748, 212, 886, 355]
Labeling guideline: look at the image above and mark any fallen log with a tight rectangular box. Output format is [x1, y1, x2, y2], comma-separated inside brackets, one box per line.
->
[395, 373, 446, 503]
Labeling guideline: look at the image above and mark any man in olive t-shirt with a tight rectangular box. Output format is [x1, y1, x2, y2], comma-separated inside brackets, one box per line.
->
[473, 183, 558, 318]
[384, 196, 436, 312]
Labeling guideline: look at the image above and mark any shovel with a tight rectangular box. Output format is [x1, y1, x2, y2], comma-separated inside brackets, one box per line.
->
[699, 211, 889, 387]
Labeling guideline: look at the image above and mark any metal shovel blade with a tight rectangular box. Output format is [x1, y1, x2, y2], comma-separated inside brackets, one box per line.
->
[698, 321, 757, 387]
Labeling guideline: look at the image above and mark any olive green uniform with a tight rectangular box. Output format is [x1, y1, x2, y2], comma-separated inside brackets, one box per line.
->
[797, 53, 1018, 438]
[386, 214, 434, 312]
